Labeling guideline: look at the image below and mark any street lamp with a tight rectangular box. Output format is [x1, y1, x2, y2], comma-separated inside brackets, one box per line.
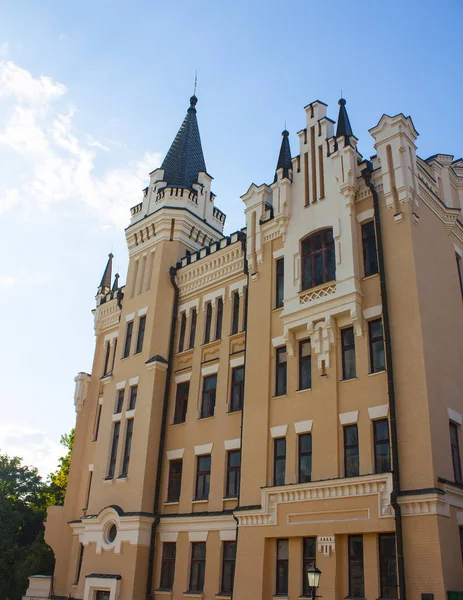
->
[306, 565, 321, 600]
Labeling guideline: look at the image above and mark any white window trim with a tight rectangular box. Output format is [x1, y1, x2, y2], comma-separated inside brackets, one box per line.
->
[104, 331, 118, 342]
[116, 380, 126, 390]
[84, 576, 120, 600]
[125, 409, 135, 419]
[228, 278, 248, 299]
[138, 306, 148, 316]
[88, 464, 94, 471]
[271, 335, 285, 348]
[202, 362, 219, 376]
[194, 443, 213, 455]
[167, 448, 185, 460]
[230, 355, 245, 368]
[125, 312, 136, 322]
[270, 425, 288, 438]
[220, 529, 237, 541]
[294, 420, 313, 434]
[160, 532, 179, 542]
[129, 376, 139, 386]
[224, 438, 241, 450]
[356, 208, 375, 224]
[202, 288, 225, 309]
[363, 305, 382, 320]
[448, 407, 463, 425]
[178, 298, 200, 316]
[175, 371, 192, 383]
[272, 248, 285, 259]
[368, 405, 389, 420]
[339, 411, 359, 425]
[454, 244, 463, 258]
[188, 531, 208, 542]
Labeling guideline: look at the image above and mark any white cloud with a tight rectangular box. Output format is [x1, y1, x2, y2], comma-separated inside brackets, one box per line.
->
[0, 422, 64, 478]
[0, 59, 161, 228]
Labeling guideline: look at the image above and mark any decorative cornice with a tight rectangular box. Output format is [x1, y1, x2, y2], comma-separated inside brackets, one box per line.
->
[234, 473, 393, 527]
[418, 183, 461, 236]
[93, 297, 121, 336]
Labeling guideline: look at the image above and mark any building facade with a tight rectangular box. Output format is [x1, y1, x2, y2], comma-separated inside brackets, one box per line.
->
[26, 93, 463, 600]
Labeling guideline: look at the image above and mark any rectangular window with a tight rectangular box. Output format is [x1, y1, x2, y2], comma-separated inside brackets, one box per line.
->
[302, 537, 316, 596]
[107, 421, 120, 478]
[276, 539, 289, 596]
[276, 346, 287, 396]
[298, 433, 312, 483]
[111, 339, 117, 371]
[450, 422, 462, 483]
[344, 424, 359, 477]
[189, 542, 206, 593]
[243, 286, 248, 332]
[103, 341, 111, 375]
[160, 542, 176, 590]
[189, 308, 197, 349]
[273, 438, 286, 486]
[83, 470, 93, 510]
[200, 375, 217, 419]
[195, 455, 211, 500]
[369, 318, 385, 373]
[456, 253, 463, 299]
[167, 459, 182, 503]
[178, 312, 187, 353]
[374, 419, 391, 473]
[123, 321, 133, 358]
[231, 291, 240, 335]
[379, 533, 398, 598]
[299, 340, 311, 390]
[74, 543, 84, 584]
[221, 541, 236, 594]
[215, 297, 223, 340]
[230, 366, 244, 412]
[115, 389, 124, 414]
[276, 257, 284, 309]
[93, 403, 102, 441]
[173, 382, 189, 424]
[120, 418, 133, 477]
[226, 450, 241, 498]
[362, 220, 379, 277]
[341, 327, 356, 380]
[204, 302, 212, 344]
[135, 315, 146, 354]
[348, 535, 364, 598]
[128, 385, 138, 410]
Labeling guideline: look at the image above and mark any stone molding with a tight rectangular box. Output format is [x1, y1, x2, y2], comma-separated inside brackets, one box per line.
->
[157, 513, 236, 534]
[93, 298, 121, 335]
[235, 473, 394, 527]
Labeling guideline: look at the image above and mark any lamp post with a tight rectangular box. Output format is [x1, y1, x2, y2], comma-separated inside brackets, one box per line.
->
[306, 565, 321, 600]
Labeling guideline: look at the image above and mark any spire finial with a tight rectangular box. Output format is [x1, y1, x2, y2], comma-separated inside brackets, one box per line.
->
[274, 129, 292, 182]
[194, 70, 197, 96]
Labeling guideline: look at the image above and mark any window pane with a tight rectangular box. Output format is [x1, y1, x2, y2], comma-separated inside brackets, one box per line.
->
[276, 258, 284, 309]
[204, 375, 217, 391]
[379, 534, 398, 598]
[348, 535, 364, 598]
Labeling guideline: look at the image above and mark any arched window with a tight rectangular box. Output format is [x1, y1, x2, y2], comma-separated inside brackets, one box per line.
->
[301, 229, 335, 290]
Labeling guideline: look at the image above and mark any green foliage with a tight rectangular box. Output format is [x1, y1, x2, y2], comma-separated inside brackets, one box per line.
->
[0, 430, 74, 600]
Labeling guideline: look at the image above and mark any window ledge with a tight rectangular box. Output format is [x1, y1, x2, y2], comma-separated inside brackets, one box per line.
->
[368, 370, 386, 377]
[201, 339, 221, 349]
[184, 592, 203, 598]
[155, 591, 173, 597]
[171, 421, 186, 427]
[198, 415, 215, 422]
[164, 501, 179, 506]
[103, 477, 114, 485]
[298, 279, 336, 295]
[340, 377, 358, 383]
[229, 331, 245, 340]
[273, 306, 284, 312]
[216, 595, 232, 599]
[176, 348, 194, 357]
[362, 273, 379, 281]
[192, 499, 209, 504]
[116, 476, 127, 483]
[227, 409, 242, 415]
[223, 497, 238, 500]
[296, 388, 312, 393]
[272, 394, 288, 400]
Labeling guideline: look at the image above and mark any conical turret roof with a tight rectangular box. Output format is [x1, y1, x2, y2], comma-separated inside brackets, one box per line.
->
[336, 98, 354, 140]
[98, 253, 113, 292]
[274, 130, 292, 182]
[161, 95, 207, 189]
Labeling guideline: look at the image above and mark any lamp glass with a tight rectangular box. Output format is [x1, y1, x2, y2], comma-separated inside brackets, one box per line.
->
[306, 565, 321, 589]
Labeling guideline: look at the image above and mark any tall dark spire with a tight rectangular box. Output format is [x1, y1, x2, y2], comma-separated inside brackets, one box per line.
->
[112, 273, 120, 292]
[336, 98, 354, 140]
[161, 95, 207, 189]
[98, 253, 113, 292]
[274, 130, 292, 182]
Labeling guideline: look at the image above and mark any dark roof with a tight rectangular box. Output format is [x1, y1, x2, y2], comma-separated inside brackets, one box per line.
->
[274, 130, 292, 182]
[98, 253, 113, 291]
[111, 273, 120, 292]
[161, 95, 207, 189]
[145, 354, 168, 365]
[336, 98, 354, 139]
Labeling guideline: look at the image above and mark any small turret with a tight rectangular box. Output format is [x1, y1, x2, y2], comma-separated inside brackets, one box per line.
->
[112, 273, 120, 292]
[336, 98, 354, 145]
[96, 253, 113, 298]
[274, 130, 292, 182]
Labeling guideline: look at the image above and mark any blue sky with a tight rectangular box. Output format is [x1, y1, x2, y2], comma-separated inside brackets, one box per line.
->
[0, 0, 462, 476]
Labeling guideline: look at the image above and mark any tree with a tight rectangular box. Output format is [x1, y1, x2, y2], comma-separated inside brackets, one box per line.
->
[45, 429, 74, 507]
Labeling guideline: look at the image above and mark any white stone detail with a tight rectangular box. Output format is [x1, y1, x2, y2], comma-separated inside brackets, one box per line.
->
[125, 312, 136, 322]
[230, 355, 245, 368]
[318, 535, 335, 557]
[194, 443, 213, 455]
[363, 305, 382, 320]
[448, 407, 463, 425]
[294, 420, 313, 434]
[202, 287, 225, 308]
[457, 511, 463, 526]
[158, 514, 236, 534]
[224, 438, 241, 450]
[138, 306, 148, 316]
[201, 363, 219, 376]
[167, 448, 185, 460]
[125, 409, 135, 419]
[74, 372, 91, 413]
[356, 208, 375, 224]
[220, 529, 237, 541]
[339, 411, 359, 425]
[299, 283, 337, 305]
[175, 371, 192, 383]
[454, 244, 463, 258]
[188, 531, 208, 541]
[160, 532, 179, 542]
[116, 380, 126, 390]
[129, 376, 139, 386]
[270, 425, 288, 438]
[178, 298, 200, 316]
[228, 278, 248, 299]
[84, 576, 121, 600]
[104, 330, 118, 342]
[271, 335, 286, 348]
[368, 405, 389, 419]
[88, 464, 94, 471]
[272, 248, 285, 259]
[112, 413, 121, 422]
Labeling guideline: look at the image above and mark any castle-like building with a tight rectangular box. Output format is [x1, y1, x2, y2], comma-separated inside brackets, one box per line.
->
[26, 93, 463, 600]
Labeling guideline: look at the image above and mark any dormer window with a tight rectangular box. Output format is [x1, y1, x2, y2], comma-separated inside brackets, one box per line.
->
[301, 228, 335, 291]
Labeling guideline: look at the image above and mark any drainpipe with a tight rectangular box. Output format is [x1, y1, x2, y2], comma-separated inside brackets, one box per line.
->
[362, 164, 406, 600]
[231, 233, 248, 598]
[146, 265, 179, 599]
